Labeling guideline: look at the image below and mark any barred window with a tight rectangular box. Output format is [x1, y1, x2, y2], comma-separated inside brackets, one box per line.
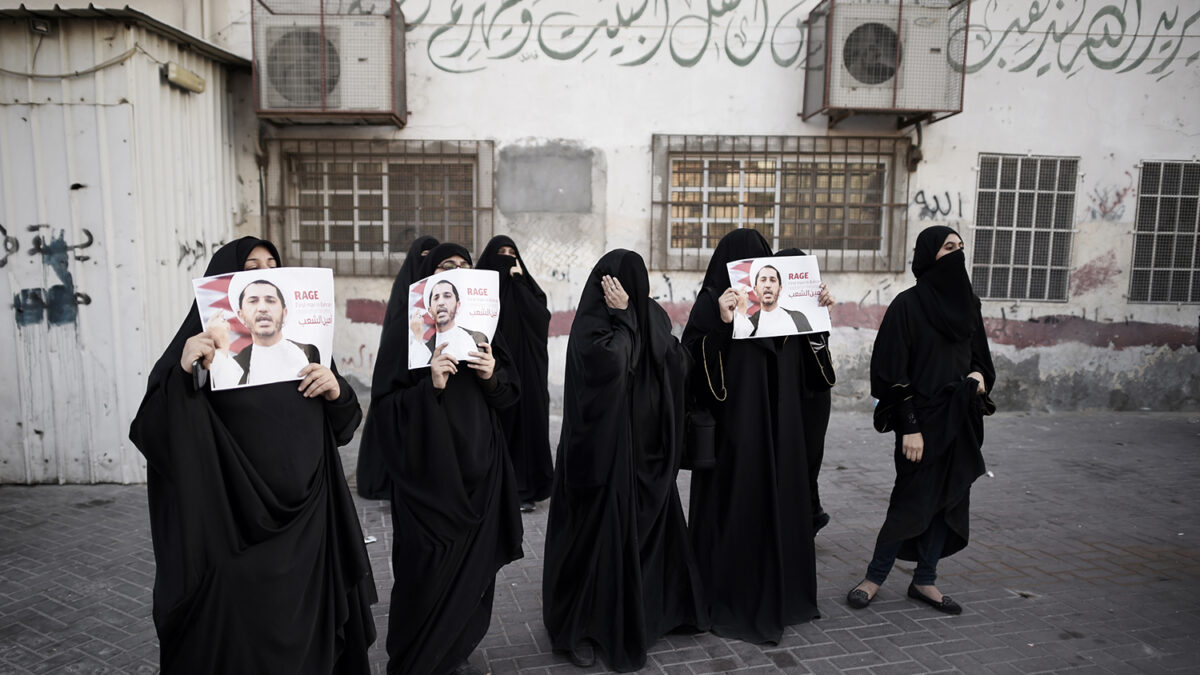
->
[651, 135, 910, 272]
[268, 139, 494, 276]
[1129, 161, 1200, 303]
[972, 154, 1077, 301]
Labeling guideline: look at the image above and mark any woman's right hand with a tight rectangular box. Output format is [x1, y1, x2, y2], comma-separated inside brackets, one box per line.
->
[180, 333, 216, 374]
[902, 432, 924, 463]
[431, 343, 457, 390]
[718, 288, 739, 324]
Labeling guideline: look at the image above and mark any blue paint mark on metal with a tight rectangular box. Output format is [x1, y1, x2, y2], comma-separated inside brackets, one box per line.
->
[12, 228, 93, 327]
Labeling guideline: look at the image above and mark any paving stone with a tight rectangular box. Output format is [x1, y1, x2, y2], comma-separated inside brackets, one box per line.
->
[1, 411, 1198, 672]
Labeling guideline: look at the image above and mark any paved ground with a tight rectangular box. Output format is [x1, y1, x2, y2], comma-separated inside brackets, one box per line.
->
[1, 410, 1199, 674]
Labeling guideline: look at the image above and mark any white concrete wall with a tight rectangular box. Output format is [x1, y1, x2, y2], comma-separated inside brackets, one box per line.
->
[318, 0, 1200, 413]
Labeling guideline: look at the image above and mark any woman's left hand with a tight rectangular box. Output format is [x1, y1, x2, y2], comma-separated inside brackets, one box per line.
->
[298, 364, 341, 400]
[817, 282, 835, 308]
[468, 342, 496, 380]
[966, 371, 986, 394]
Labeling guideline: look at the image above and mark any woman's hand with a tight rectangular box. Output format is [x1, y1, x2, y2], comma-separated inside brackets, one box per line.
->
[297, 364, 341, 400]
[510, 258, 523, 276]
[817, 282, 835, 308]
[718, 288, 738, 324]
[467, 342, 496, 380]
[410, 311, 427, 341]
[431, 343, 457, 390]
[967, 371, 986, 394]
[902, 432, 924, 463]
[180, 333, 216, 374]
[602, 275, 628, 310]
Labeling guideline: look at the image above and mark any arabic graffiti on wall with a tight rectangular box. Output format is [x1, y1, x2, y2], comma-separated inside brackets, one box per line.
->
[913, 189, 964, 220]
[399, 0, 812, 72]
[7, 225, 94, 327]
[393, 0, 1199, 78]
[1086, 171, 1136, 221]
[957, 0, 1200, 80]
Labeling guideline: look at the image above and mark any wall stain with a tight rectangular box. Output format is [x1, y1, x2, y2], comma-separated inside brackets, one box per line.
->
[12, 228, 94, 327]
[1071, 251, 1121, 295]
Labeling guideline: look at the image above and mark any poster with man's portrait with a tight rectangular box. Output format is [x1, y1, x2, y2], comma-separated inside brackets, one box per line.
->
[191, 268, 335, 390]
[408, 269, 500, 369]
[726, 255, 831, 339]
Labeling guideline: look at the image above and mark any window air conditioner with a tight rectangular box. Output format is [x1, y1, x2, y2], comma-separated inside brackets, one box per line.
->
[253, 0, 407, 126]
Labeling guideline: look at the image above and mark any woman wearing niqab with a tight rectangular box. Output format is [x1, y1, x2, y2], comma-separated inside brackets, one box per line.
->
[542, 249, 706, 671]
[682, 228, 823, 644]
[356, 235, 439, 500]
[128, 236, 376, 674]
[365, 243, 524, 675]
[846, 225, 996, 615]
[476, 235, 554, 510]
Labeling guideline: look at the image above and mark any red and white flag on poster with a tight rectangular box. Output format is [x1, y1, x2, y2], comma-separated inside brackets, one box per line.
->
[408, 278, 436, 343]
[193, 275, 252, 353]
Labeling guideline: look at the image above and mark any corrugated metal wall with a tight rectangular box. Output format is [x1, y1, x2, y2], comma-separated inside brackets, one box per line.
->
[0, 17, 240, 483]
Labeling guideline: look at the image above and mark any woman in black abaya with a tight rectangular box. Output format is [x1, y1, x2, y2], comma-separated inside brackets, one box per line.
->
[356, 235, 439, 500]
[476, 235, 554, 511]
[543, 250, 706, 671]
[683, 229, 833, 645]
[365, 243, 524, 675]
[128, 237, 376, 674]
[846, 226, 996, 615]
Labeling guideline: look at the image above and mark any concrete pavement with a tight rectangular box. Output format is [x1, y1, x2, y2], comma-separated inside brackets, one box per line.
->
[2, 411, 1199, 674]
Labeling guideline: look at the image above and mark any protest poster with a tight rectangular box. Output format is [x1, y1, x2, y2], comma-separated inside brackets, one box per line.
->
[407, 269, 501, 369]
[191, 267, 334, 390]
[726, 255, 831, 339]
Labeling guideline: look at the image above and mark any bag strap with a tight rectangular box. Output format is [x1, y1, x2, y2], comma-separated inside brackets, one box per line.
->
[807, 334, 835, 387]
[701, 334, 727, 402]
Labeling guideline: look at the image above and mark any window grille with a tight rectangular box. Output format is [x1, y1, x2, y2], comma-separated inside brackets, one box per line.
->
[1129, 161, 1200, 303]
[972, 154, 1077, 301]
[650, 135, 910, 272]
[267, 139, 494, 276]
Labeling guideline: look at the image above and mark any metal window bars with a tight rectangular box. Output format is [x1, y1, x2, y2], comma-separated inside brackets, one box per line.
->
[650, 134, 910, 272]
[1129, 161, 1200, 303]
[266, 138, 494, 276]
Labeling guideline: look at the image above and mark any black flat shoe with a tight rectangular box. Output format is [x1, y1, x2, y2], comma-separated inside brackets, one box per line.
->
[566, 640, 595, 668]
[519, 500, 536, 513]
[846, 581, 873, 609]
[907, 583, 962, 615]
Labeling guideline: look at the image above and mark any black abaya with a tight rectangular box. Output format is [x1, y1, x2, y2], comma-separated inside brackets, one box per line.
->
[128, 237, 376, 674]
[870, 227, 997, 562]
[477, 235, 554, 504]
[682, 229, 821, 644]
[365, 246, 524, 675]
[357, 235, 439, 500]
[543, 250, 706, 671]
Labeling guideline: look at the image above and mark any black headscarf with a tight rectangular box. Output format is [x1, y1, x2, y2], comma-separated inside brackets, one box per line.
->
[698, 228, 773, 297]
[147, 236, 281, 390]
[418, 242, 473, 279]
[357, 236, 439, 499]
[476, 235, 554, 504]
[476, 234, 547, 305]
[911, 226, 980, 343]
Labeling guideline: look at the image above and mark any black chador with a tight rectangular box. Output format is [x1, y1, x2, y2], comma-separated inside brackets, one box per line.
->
[365, 243, 524, 675]
[869, 226, 996, 573]
[543, 250, 706, 671]
[129, 237, 376, 674]
[683, 229, 821, 644]
[476, 235, 554, 507]
[356, 235, 439, 500]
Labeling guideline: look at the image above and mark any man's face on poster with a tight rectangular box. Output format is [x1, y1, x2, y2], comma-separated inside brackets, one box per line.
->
[430, 281, 459, 331]
[238, 281, 287, 345]
[755, 266, 781, 310]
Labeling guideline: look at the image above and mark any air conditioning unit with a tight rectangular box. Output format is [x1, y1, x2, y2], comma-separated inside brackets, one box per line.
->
[802, 0, 968, 125]
[253, 0, 407, 126]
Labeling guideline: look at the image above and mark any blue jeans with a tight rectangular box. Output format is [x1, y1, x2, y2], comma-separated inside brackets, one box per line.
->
[865, 514, 948, 586]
